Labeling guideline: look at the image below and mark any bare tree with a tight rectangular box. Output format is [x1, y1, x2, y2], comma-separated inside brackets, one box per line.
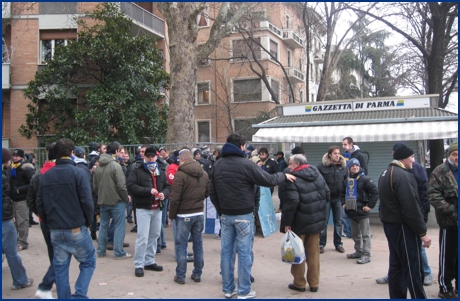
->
[347, 2, 458, 170]
[157, 2, 256, 144]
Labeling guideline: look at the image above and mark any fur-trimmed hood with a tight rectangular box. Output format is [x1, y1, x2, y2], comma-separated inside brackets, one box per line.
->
[321, 153, 346, 168]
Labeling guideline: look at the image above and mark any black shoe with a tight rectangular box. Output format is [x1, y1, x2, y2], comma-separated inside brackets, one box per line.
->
[288, 284, 306, 292]
[310, 287, 319, 293]
[250, 275, 255, 283]
[161, 245, 167, 249]
[144, 263, 163, 272]
[135, 268, 144, 277]
[187, 256, 194, 262]
[174, 276, 185, 285]
[438, 289, 458, 299]
[156, 249, 161, 254]
[29, 220, 39, 226]
[187, 252, 193, 257]
[107, 243, 113, 250]
[191, 274, 201, 283]
[127, 218, 133, 224]
[130, 226, 137, 233]
[91, 231, 97, 241]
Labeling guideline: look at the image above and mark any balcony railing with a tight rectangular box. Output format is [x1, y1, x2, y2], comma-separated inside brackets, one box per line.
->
[120, 2, 164, 38]
[286, 66, 305, 82]
[259, 20, 282, 39]
[2, 64, 10, 89]
[282, 29, 303, 48]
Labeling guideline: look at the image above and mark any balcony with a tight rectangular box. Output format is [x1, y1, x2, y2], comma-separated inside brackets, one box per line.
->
[313, 49, 324, 63]
[2, 2, 11, 19]
[282, 29, 303, 49]
[120, 2, 165, 40]
[259, 20, 282, 38]
[2, 64, 10, 89]
[286, 66, 305, 83]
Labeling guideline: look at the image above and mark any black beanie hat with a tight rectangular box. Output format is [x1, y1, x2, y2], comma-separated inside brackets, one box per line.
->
[393, 144, 414, 160]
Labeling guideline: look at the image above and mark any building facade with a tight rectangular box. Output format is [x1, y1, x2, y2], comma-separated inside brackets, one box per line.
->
[2, 2, 168, 148]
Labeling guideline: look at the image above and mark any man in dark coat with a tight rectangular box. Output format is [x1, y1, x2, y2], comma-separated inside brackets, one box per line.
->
[378, 143, 431, 299]
[281, 154, 330, 294]
[210, 133, 295, 299]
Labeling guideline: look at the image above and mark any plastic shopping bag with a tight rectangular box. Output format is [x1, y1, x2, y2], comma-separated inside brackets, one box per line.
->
[281, 230, 305, 264]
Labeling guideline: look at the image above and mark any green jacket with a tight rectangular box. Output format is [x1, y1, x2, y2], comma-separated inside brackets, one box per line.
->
[93, 154, 129, 206]
[428, 161, 458, 228]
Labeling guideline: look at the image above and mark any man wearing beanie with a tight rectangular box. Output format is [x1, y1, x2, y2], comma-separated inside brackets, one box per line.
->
[9, 149, 35, 251]
[378, 144, 431, 298]
[376, 142, 433, 286]
[428, 141, 458, 299]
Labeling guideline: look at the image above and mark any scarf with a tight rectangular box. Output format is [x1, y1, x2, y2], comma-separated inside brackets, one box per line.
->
[345, 173, 361, 211]
[143, 161, 160, 176]
[10, 161, 21, 177]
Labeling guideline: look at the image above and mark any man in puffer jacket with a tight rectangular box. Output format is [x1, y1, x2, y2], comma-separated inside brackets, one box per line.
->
[341, 158, 378, 265]
[281, 154, 330, 294]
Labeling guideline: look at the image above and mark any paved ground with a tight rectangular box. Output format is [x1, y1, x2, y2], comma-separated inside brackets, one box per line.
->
[3, 199, 443, 299]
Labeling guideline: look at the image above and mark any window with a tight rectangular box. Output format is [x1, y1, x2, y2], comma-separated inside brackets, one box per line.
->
[197, 83, 210, 104]
[286, 15, 290, 28]
[197, 121, 210, 142]
[233, 79, 261, 102]
[270, 79, 279, 102]
[40, 30, 77, 64]
[300, 90, 304, 103]
[232, 38, 261, 62]
[298, 58, 302, 71]
[269, 40, 278, 61]
[287, 50, 292, 67]
[288, 93, 294, 103]
[234, 119, 257, 141]
[197, 6, 209, 27]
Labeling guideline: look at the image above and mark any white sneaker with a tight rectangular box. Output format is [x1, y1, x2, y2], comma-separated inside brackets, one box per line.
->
[423, 274, 433, 286]
[224, 289, 237, 299]
[238, 290, 256, 299]
[35, 289, 54, 299]
[115, 253, 132, 260]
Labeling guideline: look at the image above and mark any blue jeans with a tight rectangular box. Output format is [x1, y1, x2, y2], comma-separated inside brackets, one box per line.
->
[156, 199, 169, 250]
[2, 219, 29, 287]
[174, 215, 204, 281]
[50, 225, 96, 299]
[220, 213, 254, 296]
[126, 201, 133, 220]
[107, 220, 114, 243]
[320, 198, 343, 248]
[98, 202, 127, 258]
[420, 244, 431, 277]
[39, 221, 55, 291]
[342, 208, 352, 237]
[172, 219, 189, 260]
[134, 208, 161, 268]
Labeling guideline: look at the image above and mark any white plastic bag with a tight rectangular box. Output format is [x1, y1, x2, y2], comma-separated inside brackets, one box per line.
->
[280, 230, 305, 264]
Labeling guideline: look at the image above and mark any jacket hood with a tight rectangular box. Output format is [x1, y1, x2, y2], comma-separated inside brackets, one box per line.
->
[179, 160, 204, 178]
[40, 161, 56, 174]
[99, 154, 115, 167]
[20, 162, 35, 170]
[221, 142, 245, 158]
[73, 157, 87, 165]
[292, 164, 320, 182]
[321, 153, 346, 167]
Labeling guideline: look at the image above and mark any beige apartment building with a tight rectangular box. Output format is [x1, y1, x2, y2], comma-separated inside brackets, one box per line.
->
[2, 2, 168, 148]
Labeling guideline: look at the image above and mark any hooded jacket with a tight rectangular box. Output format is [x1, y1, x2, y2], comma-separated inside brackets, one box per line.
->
[127, 160, 170, 210]
[317, 153, 347, 200]
[210, 142, 286, 216]
[9, 160, 35, 202]
[280, 164, 330, 235]
[169, 160, 209, 220]
[92, 154, 129, 206]
[428, 161, 458, 228]
[378, 161, 427, 236]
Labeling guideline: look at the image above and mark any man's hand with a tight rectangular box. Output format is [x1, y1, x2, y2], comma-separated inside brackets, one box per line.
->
[285, 226, 291, 232]
[421, 234, 431, 248]
[158, 193, 165, 200]
[285, 174, 296, 182]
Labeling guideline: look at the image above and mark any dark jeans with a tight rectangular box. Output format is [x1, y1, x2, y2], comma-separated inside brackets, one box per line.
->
[383, 223, 426, 299]
[38, 221, 55, 291]
[320, 198, 343, 248]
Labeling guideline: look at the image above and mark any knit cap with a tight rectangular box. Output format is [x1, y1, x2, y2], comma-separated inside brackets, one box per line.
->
[393, 144, 414, 160]
[347, 158, 360, 169]
[448, 142, 458, 156]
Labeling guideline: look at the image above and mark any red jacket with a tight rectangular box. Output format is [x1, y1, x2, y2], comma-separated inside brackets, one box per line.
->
[166, 163, 179, 186]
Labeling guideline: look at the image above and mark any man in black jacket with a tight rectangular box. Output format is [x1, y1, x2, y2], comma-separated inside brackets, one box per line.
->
[378, 143, 431, 299]
[281, 154, 330, 294]
[317, 145, 347, 254]
[9, 148, 35, 251]
[36, 139, 95, 299]
[210, 133, 295, 299]
[342, 137, 368, 175]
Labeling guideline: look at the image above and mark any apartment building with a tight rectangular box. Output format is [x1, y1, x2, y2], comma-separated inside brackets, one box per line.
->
[2, 2, 168, 148]
[193, 3, 325, 143]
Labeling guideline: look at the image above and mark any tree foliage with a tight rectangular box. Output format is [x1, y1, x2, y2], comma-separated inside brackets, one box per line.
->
[19, 3, 169, 145]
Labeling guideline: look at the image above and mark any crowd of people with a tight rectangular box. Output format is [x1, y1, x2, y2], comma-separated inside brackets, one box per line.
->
[1, 134, 457, 300]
